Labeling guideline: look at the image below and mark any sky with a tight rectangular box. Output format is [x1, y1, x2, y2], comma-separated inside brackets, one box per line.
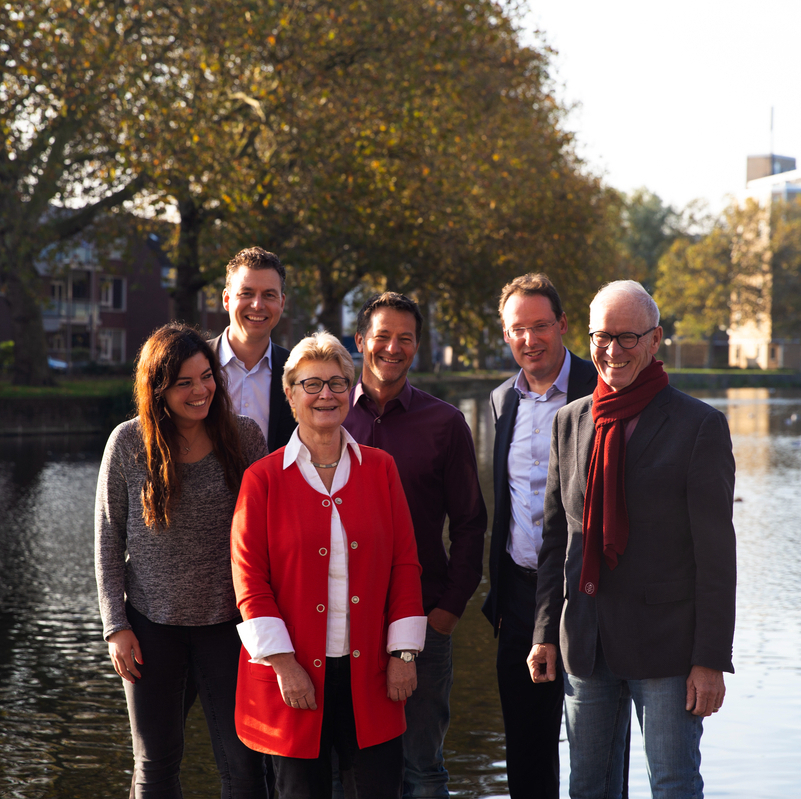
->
[521, 0, 801, 214]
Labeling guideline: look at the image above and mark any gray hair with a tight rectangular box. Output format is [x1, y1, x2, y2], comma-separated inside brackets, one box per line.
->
[282, 331, 355, 393]
[590, 280, 660, 328]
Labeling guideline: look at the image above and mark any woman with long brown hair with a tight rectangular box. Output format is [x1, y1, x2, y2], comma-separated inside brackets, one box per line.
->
[95, 322, 269, 798]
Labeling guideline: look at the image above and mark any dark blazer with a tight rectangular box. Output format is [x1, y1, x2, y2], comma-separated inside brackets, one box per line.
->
[208, 334, 296, 453]
[482, 352, 597, 634]
[533, 385, 736, 680]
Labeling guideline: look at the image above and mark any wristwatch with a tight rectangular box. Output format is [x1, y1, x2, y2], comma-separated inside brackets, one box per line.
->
[390, 650, 417, 663]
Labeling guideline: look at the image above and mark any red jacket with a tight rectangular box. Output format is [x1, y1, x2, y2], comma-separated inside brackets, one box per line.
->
[231, 445, 423, 758]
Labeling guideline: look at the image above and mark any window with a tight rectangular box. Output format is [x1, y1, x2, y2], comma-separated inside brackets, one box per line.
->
[98, 329, 126, 363]
[51, 281, 65, 303]
[100, 276, 126, 311]
[71, 270, 91, 300]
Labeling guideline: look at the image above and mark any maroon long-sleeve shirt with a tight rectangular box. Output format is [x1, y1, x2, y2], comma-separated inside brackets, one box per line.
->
[344, 380, 487, 617]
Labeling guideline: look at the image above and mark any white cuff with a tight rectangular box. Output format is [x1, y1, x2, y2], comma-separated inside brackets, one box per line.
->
[386, 615, 428, 653]
[237, 616, 294, 662]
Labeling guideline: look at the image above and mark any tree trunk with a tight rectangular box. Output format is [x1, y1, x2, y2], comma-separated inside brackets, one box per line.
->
[7, 266, 54, 386]
[172, 194, 206, 326]
[317, 267, 344, 338]
[476, 327, 488, 370]
[416, 294, 434, 372]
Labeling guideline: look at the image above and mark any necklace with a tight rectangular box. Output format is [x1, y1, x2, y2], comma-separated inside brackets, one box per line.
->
[180, 430, 203, 455]
[311, 459, 340, 469]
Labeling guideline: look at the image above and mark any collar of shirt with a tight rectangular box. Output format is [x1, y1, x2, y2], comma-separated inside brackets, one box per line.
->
[513, 348, 572, 401]
[218, 326, 273, 373]
[283, 426, 363, 496]
[352, 377, 413, 415]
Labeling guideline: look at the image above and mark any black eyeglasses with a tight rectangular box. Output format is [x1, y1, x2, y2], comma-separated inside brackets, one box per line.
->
[589, 328, 656, 349]
[293, 377, 350, 395]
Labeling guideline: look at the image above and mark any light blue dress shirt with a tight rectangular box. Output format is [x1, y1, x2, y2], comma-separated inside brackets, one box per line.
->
[218, 328, 274, 446]
[505, 349, 572, 570]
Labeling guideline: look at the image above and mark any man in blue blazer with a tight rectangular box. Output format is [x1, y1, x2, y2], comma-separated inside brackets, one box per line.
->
[208, 247, 296, 453]
[529, 280, 736, 797]
[482, 274, 597, 798]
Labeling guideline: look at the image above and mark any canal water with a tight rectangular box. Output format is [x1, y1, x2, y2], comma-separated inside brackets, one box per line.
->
[1, 388, 799, 797]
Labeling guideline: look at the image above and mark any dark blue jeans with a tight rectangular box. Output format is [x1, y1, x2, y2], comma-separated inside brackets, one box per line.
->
[123, 602, 268, 799]
[401, 623, 453, 798]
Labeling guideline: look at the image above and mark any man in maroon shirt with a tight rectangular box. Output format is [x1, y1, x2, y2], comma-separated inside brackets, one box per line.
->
[344, 292, 487, 799]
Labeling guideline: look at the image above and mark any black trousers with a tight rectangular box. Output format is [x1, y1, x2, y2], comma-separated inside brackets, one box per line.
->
[123, 602, 269, 799]
[272, 656, 403, 799]
[496, 556, 564, 799]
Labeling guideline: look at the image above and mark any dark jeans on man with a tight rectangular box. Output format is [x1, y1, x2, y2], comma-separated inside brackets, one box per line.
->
[496, 556, 564, 799]
[123, 602, 268, 799]
[272, 655, 403, 799]
[402, 623, 453, 798]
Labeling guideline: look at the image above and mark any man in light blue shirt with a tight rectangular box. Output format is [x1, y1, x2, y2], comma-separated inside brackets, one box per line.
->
[482, 273, 597, 798]
[208, 247, 296, 452]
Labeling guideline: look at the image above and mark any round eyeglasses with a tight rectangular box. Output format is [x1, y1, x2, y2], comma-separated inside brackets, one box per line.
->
[589, 328, 656, 349]
[293, 377, 350, 395]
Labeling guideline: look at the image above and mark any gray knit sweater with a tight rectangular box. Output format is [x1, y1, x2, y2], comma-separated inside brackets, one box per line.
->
[94, 416, 267, 640]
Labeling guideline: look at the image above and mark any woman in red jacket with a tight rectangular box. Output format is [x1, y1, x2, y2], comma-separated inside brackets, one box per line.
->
[231, 331, 425, 799]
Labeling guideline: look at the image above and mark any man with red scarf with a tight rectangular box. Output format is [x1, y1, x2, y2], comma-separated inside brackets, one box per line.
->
[528, 280, 736, 798]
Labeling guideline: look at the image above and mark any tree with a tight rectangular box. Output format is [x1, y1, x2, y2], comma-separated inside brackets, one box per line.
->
[4, 0, 628, 382]
[655, 231, 732, 365]
[259, 0, 621, 355]
[768, 200, 801, 339]
[0, 1, 180, 384]
[654, 199, 770, 366]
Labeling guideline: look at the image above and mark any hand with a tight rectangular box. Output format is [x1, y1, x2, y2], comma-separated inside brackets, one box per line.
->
[685, 665, 725, 717]
[387, 656, 417, 701]
[527, 643, 558, 684]
[269, 653, 317, 710]
[427, 608, 459, 636]
[108, 629, 143, 684]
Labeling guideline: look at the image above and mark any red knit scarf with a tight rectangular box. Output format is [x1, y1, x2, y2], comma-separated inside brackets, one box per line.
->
[579, 358, 669, 596]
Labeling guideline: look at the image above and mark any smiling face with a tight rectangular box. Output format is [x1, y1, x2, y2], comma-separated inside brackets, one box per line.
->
[163, 352, 216, 427]
[285, 358, 350, 437]
[589, 293, 662, 391]
[501, 292, 568, 394]
[222, 266, 286, 352]
[355, 308, 420, 396]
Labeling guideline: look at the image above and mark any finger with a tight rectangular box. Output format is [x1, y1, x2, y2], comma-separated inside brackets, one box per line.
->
[692, 691, 714, 717]
[119, 643, 142, 680]
[685, 681, 697, 713]
[113, 652, 138, 683]
[299, 694, 314, 710]
[126, 652, 142, 680]
[546, 650, 557, 681]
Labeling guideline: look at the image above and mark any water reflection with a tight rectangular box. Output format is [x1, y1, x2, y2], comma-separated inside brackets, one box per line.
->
[2, 389, 801, 797]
